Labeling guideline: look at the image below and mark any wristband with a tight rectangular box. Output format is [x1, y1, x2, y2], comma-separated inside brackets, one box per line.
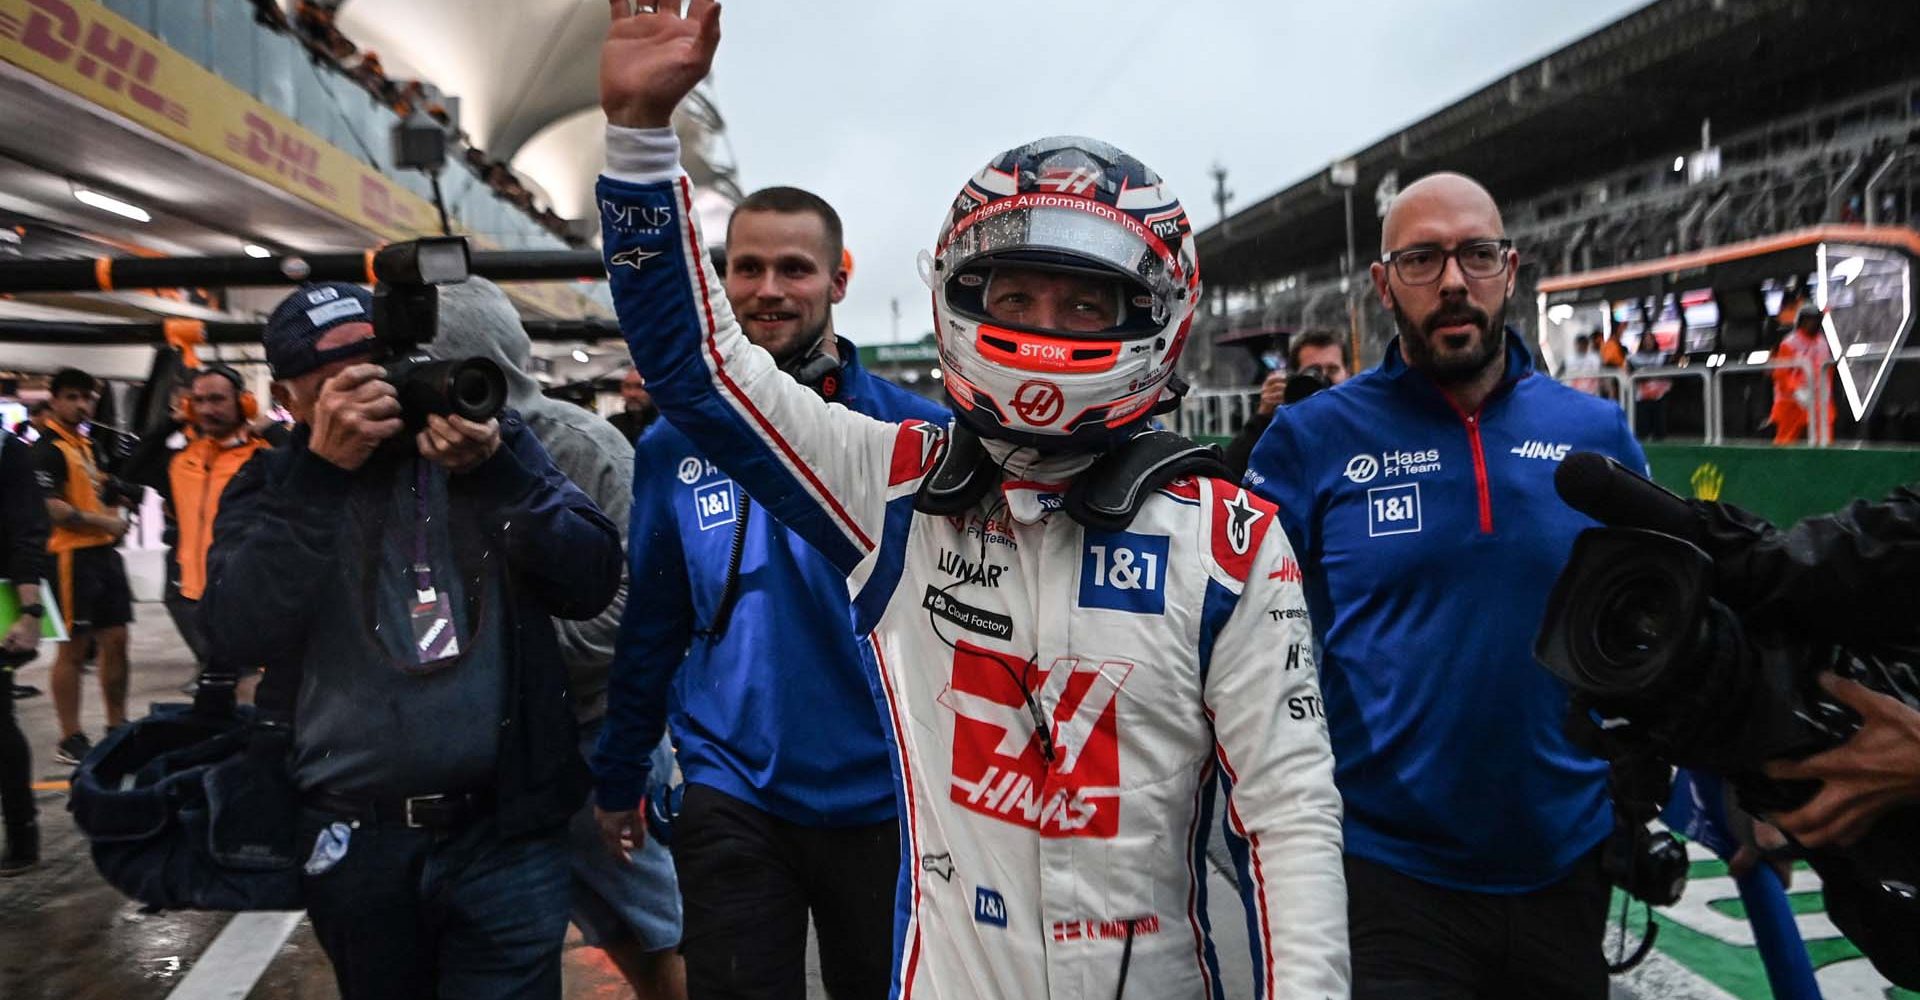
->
[18, 603, 43, 619]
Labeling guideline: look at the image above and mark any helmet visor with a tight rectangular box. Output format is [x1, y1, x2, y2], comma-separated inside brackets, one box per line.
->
[939, 199, 1180, 338]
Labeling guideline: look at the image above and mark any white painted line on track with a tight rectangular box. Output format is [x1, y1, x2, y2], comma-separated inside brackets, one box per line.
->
[165, 910, 304, 1000]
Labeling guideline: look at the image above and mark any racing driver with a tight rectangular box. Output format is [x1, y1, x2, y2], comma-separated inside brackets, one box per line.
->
[595, 3, 1348, 998]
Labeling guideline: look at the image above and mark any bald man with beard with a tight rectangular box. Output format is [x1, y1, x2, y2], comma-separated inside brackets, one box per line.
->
[1245, 173, 1647, 998]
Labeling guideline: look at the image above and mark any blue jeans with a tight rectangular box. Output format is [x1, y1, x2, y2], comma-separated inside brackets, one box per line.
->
[299, 808, 571, 1000]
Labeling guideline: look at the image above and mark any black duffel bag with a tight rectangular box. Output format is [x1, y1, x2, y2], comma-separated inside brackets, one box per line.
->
[67, 673, 303, 912]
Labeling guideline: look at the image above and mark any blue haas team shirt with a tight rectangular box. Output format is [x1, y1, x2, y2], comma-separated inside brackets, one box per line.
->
[1245, 332, 1647, 891]
[599, 340, 949, 827]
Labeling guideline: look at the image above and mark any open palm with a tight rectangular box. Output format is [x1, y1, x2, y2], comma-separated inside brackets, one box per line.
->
[600, 0, 722, 129]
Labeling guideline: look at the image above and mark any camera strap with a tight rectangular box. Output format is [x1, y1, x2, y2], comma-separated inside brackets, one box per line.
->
[407, 459, 461, 667]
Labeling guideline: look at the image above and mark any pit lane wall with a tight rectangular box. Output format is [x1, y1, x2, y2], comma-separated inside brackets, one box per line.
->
[1645, 444, 1920, 524]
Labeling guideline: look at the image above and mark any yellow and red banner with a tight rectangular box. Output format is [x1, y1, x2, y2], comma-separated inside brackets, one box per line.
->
[0, 0, 605, 318]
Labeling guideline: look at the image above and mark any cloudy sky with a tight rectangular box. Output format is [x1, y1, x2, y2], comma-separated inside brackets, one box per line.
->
[696, 0, 1649, 344]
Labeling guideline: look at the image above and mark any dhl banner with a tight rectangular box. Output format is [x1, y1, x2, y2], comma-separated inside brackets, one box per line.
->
[0, 0, 605, 318]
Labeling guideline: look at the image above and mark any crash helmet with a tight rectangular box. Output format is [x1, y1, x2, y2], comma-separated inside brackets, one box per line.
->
[925, 136, 1199, 451]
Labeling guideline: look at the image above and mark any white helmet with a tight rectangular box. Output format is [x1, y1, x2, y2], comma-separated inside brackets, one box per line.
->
[925, 136, 1200, 451]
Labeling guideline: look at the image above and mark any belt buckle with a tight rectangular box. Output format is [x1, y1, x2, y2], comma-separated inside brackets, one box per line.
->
[404, 794, 446, 829]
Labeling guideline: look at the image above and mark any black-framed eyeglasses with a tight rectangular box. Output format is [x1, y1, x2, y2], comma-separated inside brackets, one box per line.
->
[1380, 239, 1513, 285]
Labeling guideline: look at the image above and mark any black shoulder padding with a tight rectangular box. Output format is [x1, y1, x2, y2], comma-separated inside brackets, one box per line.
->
[1064, 431, 1231, 532]
[914, 424, 997, 516]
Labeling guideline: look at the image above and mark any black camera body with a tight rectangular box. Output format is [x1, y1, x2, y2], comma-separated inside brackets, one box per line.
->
[98, 474, 144, 509]
[1282, 366, 1332, 406]
[369, 238, 505, 430]
[1536, 453, 1920, 987]
[1601, 750, 1690, 908]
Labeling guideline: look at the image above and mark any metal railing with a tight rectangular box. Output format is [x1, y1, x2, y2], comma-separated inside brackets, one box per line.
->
[1551, 349, 1920, 446]
[1175, 388, 1260, 441]
[1189, 350, 1920, 448]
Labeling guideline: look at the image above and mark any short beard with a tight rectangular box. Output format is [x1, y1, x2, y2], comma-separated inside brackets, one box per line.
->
[770, 316, 832, 370]
[1393, 296, 1508, 386]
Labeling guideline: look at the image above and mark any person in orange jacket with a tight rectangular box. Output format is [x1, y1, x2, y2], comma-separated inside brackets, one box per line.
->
[164, 367, 275, 695]
[1769, 306, 1835, 445]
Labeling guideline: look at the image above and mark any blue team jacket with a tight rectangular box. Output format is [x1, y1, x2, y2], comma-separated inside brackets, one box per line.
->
[595, 340, 948, 826]
[1245, 332, 1647, 891]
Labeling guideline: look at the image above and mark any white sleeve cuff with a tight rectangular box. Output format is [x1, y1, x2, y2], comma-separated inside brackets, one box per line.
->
[604, 124, 682, 184]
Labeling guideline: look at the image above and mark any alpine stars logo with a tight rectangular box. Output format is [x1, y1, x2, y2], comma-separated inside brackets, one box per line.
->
[1510, 440, 1572, 461]
[940, 640, 1129, 838]
[609, 247, 663, 271]
[1221, 490, 1264, 556]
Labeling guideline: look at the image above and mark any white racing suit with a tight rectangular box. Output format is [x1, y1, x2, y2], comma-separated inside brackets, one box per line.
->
[599, 126, 1348, 1000]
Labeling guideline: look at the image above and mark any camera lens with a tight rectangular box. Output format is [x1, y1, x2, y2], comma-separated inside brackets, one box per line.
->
[446, 359, 506, 422]
[1590, 571, 1685, 671]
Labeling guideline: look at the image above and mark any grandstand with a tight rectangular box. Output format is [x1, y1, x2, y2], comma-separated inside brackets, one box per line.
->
[1190, 0, 1920, 400]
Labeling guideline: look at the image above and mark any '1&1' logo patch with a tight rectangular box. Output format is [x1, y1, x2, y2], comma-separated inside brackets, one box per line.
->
[1078, 530, 1169, 614]
[975, 886, 1008, 927]
[693, 481, 736, 531]
[1366, 483, 1421, 537]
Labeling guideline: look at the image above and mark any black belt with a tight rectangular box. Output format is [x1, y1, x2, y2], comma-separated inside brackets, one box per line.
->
[305, 789, 494, 833]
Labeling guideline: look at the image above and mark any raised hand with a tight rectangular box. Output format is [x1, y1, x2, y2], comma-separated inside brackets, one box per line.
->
[601, 0, 722, 129]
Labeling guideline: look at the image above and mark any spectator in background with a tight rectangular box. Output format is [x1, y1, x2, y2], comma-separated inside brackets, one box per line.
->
[1224, 329, 1352, 476]
[202, 283, 622, 1000]
[145, 367, 277, 699]
[1246, 172, 1644, 999]
[9, 399, 48, 442]
[0, 425, 49, 876]
[1561, 333, 1601, 394]
[1770, 306, 1836, 445]
[1632, 334, 1672, 440]
[433, 278, 686, 999]
[1596, 327, 1628, 400]
[607, 369, 657, 445]
[31, 368, 135, 767]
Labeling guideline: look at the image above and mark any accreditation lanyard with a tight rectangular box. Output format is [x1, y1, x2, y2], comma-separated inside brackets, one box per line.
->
[407, 459, 461, 668]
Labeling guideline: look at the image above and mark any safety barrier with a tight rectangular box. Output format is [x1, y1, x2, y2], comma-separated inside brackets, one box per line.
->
[1555, 349, 1920, 447]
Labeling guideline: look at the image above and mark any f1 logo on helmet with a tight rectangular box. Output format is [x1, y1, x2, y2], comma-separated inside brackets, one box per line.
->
[1011, 380, 1065, 426]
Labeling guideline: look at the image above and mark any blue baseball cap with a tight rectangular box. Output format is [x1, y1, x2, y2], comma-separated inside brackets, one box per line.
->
[263, 282, 380, 378]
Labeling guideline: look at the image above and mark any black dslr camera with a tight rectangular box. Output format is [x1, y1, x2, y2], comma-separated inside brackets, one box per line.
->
[369, 238, 506, 428]
[1282, 365, 1333, 405]
[1535, 453, 1920, 987]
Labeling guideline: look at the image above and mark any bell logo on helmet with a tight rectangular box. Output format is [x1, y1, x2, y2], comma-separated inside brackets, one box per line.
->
[1011, 380, 1065, 426]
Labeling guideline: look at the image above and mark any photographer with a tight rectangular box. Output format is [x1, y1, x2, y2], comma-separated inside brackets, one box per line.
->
[1223, 329, 1351, 477]
[1698, 483, 1920, 848]
[1541, 462, 1920, 986]
[1, 425, 49, 876]
[201, 283, 622, 1000]
[431, 278, 685, 998]
[31, 368, 136, 767]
